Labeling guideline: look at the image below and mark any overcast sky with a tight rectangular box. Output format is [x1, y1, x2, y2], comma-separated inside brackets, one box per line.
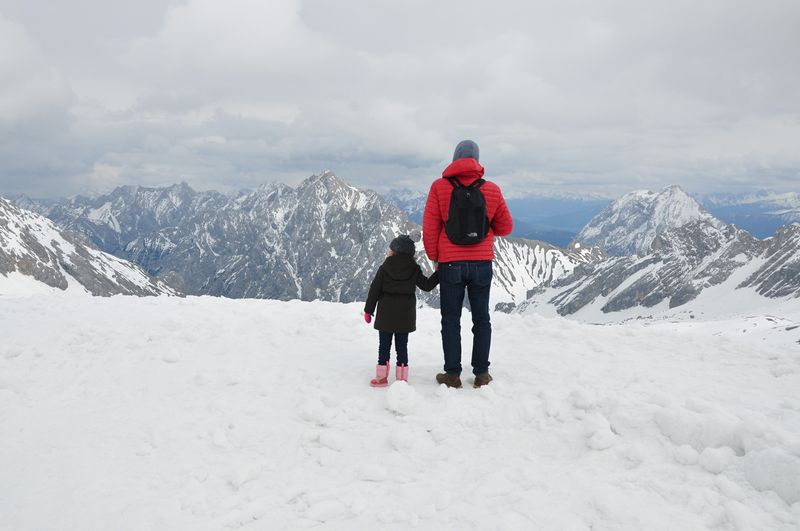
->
[0, 0, 798, 198]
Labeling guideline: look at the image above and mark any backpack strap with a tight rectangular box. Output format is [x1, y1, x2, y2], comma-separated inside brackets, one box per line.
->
[447, 177, 484, 188]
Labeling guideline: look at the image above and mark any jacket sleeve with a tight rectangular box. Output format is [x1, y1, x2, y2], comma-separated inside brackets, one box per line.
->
[364, 267, 383, 314]
[422, 182, 442, 262]
[491, 189, 513, 237]
[415, 267, 439, 292]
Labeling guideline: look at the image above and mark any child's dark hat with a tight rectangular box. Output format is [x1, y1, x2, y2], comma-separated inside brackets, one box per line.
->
[390, 235, 415, 255]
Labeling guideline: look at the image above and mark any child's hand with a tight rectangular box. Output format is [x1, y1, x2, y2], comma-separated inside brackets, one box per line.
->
[364, 313, 372, 324]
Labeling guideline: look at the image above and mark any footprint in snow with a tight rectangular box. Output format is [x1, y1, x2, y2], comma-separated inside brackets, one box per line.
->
[583, 413, 617, 451]
[356, 463, 388, 482]
[319, 431, 345, 452]
[388, 425, 436, 452]
[569, 388, 596, 410]
[2, 347, 23, 359]
[674, 444, 700, 465]
[161, 350, 182, 363]
[300, 398, 333, 426]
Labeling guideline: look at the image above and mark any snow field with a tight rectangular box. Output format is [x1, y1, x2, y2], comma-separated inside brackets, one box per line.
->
[1, 295, 799, 530]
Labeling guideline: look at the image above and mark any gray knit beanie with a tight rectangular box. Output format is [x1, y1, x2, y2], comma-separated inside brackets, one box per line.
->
[453, 140, 479, 162]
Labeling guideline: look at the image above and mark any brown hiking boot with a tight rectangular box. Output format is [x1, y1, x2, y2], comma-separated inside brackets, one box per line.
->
[473, 373, 493, 388]
[436, 373, 462, 388]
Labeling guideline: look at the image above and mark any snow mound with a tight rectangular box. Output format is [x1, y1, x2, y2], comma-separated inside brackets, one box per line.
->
[698, 446, 737, 474]
[385, 381, 418, 415]
[743, 448, 800, 504]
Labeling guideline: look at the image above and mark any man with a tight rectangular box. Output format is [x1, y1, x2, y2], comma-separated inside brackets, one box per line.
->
[423, 140, 513, 389]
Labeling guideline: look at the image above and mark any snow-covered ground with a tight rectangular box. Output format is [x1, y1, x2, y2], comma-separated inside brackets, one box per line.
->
[1, 295, 800, 530]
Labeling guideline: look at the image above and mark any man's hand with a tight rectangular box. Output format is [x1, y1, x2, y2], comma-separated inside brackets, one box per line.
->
[364, 312, 372, 324]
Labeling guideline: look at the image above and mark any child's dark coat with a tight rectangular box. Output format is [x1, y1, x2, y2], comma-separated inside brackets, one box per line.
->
[364, 254, 439, 333]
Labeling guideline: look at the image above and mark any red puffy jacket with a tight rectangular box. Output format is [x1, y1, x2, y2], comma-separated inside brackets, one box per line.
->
[422, 158, 513, 263]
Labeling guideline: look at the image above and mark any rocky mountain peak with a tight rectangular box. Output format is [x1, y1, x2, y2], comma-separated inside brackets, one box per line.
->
[573, 184, 721, 256]
[302, 170, 348, 189]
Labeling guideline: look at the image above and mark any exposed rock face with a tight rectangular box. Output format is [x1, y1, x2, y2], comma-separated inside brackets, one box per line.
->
[740, 223, 800, 298]
[526, 220, 799, 316]
[0, 197, 176, 296]
[574, 185, 720, 256]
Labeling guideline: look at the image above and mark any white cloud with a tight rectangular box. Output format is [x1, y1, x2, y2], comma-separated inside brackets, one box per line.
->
[0, 0, 798, 198]
[0, 15, 73, 126]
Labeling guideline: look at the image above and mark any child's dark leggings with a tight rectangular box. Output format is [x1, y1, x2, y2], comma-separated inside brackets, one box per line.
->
[378, 331, 408, 366]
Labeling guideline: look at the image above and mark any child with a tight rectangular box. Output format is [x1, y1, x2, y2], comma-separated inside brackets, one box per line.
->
[363, 235, 439, 387]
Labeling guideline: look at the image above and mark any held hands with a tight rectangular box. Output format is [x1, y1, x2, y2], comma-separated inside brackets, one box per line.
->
[364, 312, 372, 324]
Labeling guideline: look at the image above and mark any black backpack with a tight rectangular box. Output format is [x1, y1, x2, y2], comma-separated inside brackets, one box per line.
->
[444, 178, 490, 245]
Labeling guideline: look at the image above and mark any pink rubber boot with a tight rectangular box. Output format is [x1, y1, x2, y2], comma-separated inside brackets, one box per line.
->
[396, 364, 408, 382]
[370, 364, 390, 387]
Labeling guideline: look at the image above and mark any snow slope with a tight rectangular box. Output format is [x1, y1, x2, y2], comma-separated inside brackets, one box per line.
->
[1, 296, 799, 530]
[489, 236, 593, 307]
[0, 197, 175, 297]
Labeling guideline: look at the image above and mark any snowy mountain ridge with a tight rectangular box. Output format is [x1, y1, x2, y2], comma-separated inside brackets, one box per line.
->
[18, 173, 591, 305]
[491, 237, 600, 308]
[698, 190, 800, 238]
[521, 219, 800, 319]
[0, 196, 176, 297]
[574, 185, 721, 256]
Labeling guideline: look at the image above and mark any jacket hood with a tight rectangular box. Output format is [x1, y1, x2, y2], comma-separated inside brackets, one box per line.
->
[442, 157, 485, 185]
[382, 254, 418, 281]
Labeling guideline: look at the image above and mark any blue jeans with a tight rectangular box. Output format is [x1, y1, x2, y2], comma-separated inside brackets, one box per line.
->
[378, 331, 408, 366]
[439, 260, 492, 375]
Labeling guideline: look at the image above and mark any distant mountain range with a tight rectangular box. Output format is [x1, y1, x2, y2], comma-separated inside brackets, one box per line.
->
[384, 189, 426, 224]
[5, 177, 798, 318]
[0, 196, 175, 296]
[7, 173, 595, 306]
[384, 187, 800, 245]
[699, 191, 800, 239]
[14, 173, 417, 302]
[519, 187, 800, 318]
